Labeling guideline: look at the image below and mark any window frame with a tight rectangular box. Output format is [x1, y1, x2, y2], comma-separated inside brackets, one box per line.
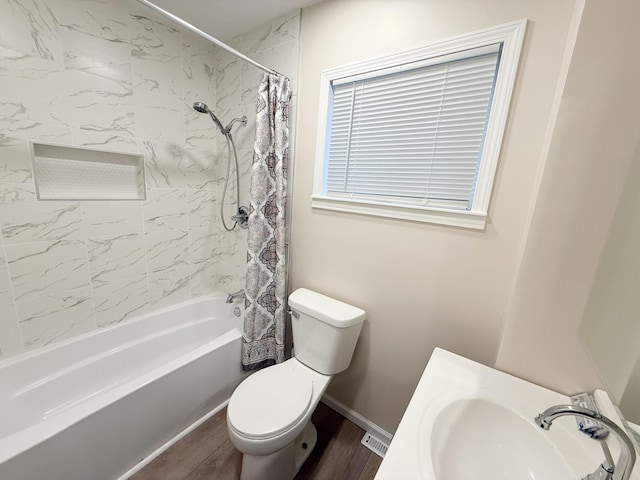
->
[312, 20, 527, 230]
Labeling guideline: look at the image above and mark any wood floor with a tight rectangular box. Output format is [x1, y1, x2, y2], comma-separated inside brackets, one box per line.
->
[131, 402, 382, 480]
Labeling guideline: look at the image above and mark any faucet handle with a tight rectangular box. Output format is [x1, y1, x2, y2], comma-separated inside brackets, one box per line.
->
[570, 394, 616, 477]
[582, 425, 611, 440]
[571, 393, 605, 433]
[535, 404, 636, 480]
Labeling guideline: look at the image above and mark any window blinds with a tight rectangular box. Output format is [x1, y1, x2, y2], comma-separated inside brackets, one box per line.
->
[325, 45, 502, 211]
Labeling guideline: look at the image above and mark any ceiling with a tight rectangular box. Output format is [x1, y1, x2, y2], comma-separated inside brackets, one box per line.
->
[149, 0, 323, 41]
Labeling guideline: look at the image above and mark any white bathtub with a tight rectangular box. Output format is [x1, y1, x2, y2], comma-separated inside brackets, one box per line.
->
[0, 294, 247, 480]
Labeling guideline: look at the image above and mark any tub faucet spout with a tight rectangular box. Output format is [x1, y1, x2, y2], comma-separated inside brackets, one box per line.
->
[534, 404, 636, 480]
[226, 289, 245, 303]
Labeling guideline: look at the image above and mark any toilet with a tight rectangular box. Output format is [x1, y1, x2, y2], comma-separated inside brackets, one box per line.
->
[226, 288, 366, 480]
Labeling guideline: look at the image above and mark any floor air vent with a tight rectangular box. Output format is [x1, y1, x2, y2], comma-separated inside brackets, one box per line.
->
[361, 432, 389, 458]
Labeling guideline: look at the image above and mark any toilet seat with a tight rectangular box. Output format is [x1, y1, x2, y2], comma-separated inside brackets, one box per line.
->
[228, 363, 314, 440]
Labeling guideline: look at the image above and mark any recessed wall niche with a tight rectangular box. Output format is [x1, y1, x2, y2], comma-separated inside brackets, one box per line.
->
[30, 142, 146, 201]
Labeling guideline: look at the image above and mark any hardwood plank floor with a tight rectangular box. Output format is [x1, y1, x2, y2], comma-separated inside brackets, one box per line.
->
[132, 409, 230, 480]
[131, 402, 381, 480]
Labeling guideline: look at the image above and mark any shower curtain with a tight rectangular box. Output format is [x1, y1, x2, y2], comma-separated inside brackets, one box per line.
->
[242, 73, 291, 371]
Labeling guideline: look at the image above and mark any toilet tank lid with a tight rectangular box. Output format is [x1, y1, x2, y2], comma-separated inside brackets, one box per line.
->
[288, 288, 366, 328]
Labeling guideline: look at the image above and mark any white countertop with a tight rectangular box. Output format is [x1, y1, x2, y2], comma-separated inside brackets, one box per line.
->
[375, 348, 638, 480]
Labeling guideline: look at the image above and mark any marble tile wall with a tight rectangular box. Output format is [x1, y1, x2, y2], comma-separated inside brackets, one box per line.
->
[214, 12, 300, 294]
[0, 0, 300, 359]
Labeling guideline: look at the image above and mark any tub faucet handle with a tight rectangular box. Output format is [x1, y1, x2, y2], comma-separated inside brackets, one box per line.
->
[226, 289, 245, 303]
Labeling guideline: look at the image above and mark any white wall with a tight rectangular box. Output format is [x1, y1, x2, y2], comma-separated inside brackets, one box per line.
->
[496, 0, 640, 396]
[291, 0, 580, 433]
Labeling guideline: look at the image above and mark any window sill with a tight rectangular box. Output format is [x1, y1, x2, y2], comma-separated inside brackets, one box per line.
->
[311, 196, 488, 230]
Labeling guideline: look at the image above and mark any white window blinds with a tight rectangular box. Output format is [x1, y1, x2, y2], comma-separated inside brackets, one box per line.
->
[325, 44, 502, 211]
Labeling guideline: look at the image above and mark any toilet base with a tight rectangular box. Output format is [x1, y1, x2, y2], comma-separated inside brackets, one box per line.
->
[240, 422, 318, 480]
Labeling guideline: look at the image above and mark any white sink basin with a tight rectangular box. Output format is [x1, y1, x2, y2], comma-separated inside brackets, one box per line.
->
[428, 398, 572, 480]
[374, 348, 636, 480]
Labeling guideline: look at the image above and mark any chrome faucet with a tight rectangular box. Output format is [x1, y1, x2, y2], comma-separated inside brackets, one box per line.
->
[535, 404, 636, 480]
[226, 289, 245, 303]
[231, 206, 249, 229]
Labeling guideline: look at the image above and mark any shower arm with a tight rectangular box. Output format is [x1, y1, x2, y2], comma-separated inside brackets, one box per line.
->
[225, 117, 248, 132]
[193, 102, 244, 136]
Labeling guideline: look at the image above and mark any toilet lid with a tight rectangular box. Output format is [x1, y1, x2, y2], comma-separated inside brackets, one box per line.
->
[228, 363, 313, 439]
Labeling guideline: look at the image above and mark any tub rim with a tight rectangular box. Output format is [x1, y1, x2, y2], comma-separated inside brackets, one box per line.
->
[0, 292, 229, 371]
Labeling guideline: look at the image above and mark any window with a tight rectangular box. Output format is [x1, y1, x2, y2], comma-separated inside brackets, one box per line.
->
[312, 20, 526, 229]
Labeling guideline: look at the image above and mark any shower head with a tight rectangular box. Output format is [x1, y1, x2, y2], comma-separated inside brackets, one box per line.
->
[193, 101, 227, 135]
[192, 101, 209, 114]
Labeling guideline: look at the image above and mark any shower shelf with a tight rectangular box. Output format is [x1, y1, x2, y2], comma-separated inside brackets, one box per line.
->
[30, 142, 146, 201]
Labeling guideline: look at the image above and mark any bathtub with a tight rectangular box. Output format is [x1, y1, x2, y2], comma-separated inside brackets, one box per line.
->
[0, 294, 247, 480]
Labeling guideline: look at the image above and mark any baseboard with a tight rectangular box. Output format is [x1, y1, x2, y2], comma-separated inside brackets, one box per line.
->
[321, 394, 393, 445]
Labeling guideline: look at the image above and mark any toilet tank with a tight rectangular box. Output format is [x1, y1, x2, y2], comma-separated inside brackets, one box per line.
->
[288, 288, 366, 375]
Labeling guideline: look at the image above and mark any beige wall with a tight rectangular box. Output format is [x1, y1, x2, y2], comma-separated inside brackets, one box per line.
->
[621, 355, 640, 423]
[579, 141, 640, 405]
[496, 0, 640, 396]
[291, 0, 579, 433]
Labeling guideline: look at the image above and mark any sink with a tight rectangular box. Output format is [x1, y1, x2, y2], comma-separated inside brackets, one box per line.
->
[427, 398, 572, 480]
[374, 348, 637, 480]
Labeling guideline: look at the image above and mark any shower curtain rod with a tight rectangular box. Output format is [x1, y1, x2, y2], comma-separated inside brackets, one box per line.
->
[136, 0, 287, 79]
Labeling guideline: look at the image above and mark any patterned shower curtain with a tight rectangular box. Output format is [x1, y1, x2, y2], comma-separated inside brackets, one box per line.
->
[242, 73, 291, 371]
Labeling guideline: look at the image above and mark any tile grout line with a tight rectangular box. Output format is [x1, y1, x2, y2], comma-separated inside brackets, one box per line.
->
[79, 199, 99, 331]
[0, 223, 26, 353]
